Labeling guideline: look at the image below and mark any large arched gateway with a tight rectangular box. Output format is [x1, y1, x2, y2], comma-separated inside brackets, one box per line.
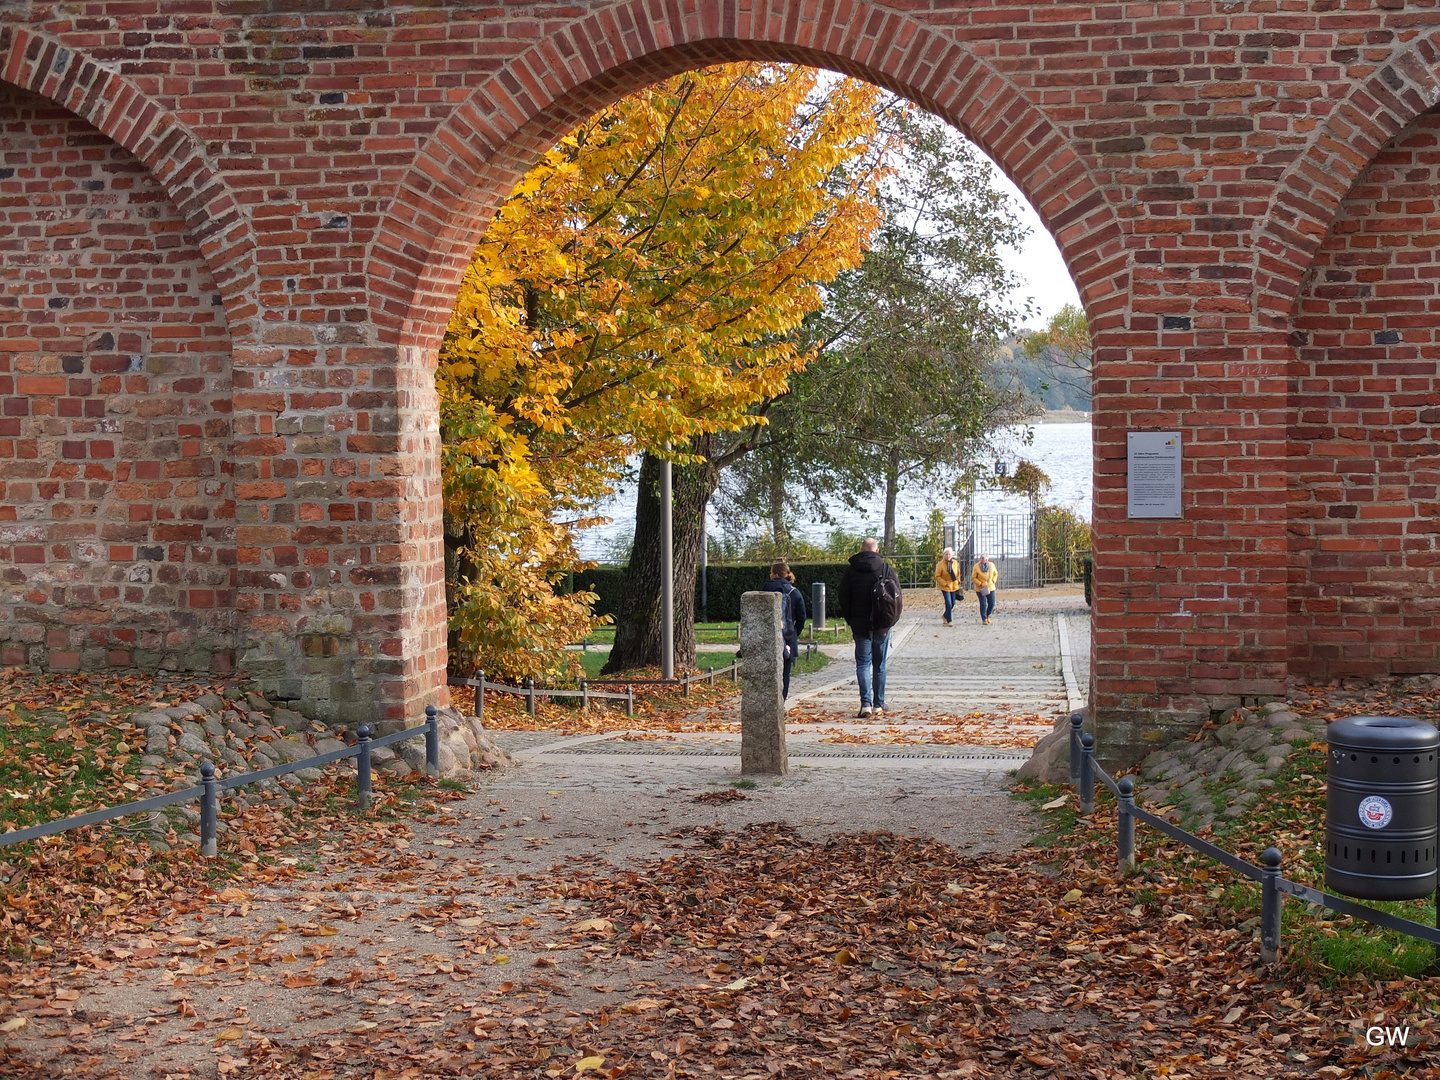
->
[1, 4, 1437, 762]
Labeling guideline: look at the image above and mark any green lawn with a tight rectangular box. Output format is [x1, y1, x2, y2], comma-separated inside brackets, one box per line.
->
[584, 621, 852, 645]
[574, 646, 829, 681]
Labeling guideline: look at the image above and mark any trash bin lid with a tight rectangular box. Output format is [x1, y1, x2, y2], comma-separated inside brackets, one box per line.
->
[1327, 715, 1440, 752]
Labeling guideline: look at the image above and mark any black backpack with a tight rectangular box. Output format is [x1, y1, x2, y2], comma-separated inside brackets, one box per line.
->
[870, 565, 903, 629]
[778, 581, 804, 638]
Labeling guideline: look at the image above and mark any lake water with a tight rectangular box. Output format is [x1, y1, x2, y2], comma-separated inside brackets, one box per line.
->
[575, 421, 1093, 559]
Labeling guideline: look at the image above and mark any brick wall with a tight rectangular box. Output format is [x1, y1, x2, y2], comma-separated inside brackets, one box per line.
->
[0, 85, 234, 673]
[1289, 106, 1440, 680]
[0, 2, 1434, 737]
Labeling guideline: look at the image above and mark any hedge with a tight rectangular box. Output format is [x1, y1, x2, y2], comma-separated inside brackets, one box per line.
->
[570, 562, 854, 623]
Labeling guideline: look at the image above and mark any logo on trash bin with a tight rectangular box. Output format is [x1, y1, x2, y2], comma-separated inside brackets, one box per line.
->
[1358, 796, 1393, 830]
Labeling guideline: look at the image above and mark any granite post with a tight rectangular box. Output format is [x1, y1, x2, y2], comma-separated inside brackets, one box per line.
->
[740, 590, 788, 776]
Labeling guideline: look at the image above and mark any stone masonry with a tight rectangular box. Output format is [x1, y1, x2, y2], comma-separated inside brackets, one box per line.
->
[0, 3, 1437, 755]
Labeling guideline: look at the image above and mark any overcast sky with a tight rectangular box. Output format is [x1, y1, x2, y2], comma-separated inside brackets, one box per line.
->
[986, 160, 1082, 330]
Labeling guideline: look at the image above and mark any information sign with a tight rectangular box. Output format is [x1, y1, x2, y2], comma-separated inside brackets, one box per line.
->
[1126, 431, 1182, 518]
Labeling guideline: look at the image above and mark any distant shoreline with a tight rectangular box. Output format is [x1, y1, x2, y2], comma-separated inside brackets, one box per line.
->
[1035, 410, 1091, 424]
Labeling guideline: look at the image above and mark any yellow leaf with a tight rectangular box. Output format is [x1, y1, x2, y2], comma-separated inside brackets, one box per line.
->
[217, 1026, 244, 1041]
[575, 1056, 605, 1074]
[0, 1017, 26, 1033]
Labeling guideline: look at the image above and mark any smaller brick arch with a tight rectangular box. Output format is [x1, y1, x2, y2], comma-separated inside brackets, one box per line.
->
[1285, 103, 1440, 682]
[0, 27, 255, 333]
[367, 0, 1127, 356]
[1257, 29, 1440, 327]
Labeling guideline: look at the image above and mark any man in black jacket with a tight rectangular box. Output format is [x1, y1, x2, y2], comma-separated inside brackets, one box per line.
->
[838, 537, 901, 717]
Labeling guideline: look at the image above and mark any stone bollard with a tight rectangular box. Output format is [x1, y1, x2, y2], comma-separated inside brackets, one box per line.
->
[740, 590, 788, 776]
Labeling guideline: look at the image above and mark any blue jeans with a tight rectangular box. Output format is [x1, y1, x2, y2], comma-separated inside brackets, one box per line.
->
[978, 590, 996, 620]
[941, 590, 957, 622]
[855, 628, 890, 707]
[782, 634, 797, 698]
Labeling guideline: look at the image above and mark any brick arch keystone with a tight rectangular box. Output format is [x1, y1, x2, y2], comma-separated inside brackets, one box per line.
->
[368, 0, 1126, 355]
[0, 26, 256, 335]
[1259, 28, 1440, 327]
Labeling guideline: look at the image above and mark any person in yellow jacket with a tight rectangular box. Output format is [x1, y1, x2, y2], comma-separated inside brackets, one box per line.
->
[933, 547, 962, 625]
[972, 554, 998, 625]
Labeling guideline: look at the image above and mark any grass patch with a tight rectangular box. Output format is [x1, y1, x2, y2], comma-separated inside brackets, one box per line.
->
[1210, 743, 1440, 981]
[1015, 722, 1440, 984]
[792, 649, 831, 676]
[731, 779, 758, 790]
[583, 622, 853, 646]
[1010, 781, 1081, 850]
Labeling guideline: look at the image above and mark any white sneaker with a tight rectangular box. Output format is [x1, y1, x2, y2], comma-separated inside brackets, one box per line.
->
[857, 706, 873, 718]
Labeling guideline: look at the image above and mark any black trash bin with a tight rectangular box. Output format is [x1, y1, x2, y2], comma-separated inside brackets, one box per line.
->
[1326, 716, 1439, 901]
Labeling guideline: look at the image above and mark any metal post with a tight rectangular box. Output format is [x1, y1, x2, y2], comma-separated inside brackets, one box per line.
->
[581, 680, 589, 712]
[1079, 732, 1096, 816]
[425, 704, 439, 778]
[356, 724, 373, 811]
[660, 458, 674, 682]
[476, 670, 485, 722]
[199, 761, 219, 858]
[1118, 776, 1136, 873]
[525, 677, 536, 717]
[625, 685, 634, 718]
[1260, 846, 1283, 963]
[1069, 712, 1084, 783]
[683, 670, 691, 699]
[700, 514, 708, 624]
[811, 581, 826, 633]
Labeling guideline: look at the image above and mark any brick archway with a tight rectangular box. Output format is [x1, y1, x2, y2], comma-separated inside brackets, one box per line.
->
[0, 27, 255, 329]
[1256, 29, 1440, 326]
[1, 2, 1436, 749]
[366, 2, 1126, 354]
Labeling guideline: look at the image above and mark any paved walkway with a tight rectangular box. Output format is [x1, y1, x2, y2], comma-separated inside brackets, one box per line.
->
[791, 588, 1082, 721]
[477, 587, 1091, 851]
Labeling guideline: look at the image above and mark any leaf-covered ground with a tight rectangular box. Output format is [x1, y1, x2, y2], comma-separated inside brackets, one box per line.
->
[1, 670, 1438, 1078]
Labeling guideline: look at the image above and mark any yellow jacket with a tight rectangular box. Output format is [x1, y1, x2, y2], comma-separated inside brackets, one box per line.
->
[933, 558, 961, 592]
[972, 560, 998, 591]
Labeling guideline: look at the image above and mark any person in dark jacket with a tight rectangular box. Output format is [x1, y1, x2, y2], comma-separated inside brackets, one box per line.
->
[761, 560, 807, 699]
[838, 538, 900, 717]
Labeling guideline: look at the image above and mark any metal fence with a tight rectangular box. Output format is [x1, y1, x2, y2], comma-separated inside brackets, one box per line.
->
[0, 709, 441, 858]
[1067, 715, 1440, 963]
[449, 659, 747, 719]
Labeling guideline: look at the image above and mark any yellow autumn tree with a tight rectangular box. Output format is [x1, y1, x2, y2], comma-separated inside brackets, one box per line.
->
[439, 63, 890, 680]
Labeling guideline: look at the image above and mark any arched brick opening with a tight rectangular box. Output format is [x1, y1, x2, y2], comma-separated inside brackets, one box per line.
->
[0, 84, 236, 673]
[1287, 104, 1440, 682]
[361, 7, 1145, 739]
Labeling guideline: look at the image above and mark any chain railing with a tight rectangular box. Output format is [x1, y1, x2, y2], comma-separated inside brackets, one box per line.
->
[449, 659, 745, 719]
[0, 707, 443, 858]
[1068, 714, 1440, 964]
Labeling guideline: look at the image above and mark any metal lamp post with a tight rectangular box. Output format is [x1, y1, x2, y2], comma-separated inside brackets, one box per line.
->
[661, 458, 674, 681]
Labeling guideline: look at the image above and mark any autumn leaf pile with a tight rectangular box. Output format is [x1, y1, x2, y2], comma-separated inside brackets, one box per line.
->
[40, 822, 1422, 1080]
[1, 671, 1438, 1078]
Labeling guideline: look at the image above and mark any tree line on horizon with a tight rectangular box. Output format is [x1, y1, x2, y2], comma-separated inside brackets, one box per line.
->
[437, 62, 1092, 681]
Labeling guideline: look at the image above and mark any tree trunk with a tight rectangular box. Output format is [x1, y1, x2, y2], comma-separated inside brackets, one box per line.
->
[603, 439, 721, 675]
[767, 446, 789, 547]
[882, 446, 900, 553]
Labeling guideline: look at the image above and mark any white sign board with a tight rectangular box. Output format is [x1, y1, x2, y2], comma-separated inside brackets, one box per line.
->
[1127, 431, 1182, 518]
